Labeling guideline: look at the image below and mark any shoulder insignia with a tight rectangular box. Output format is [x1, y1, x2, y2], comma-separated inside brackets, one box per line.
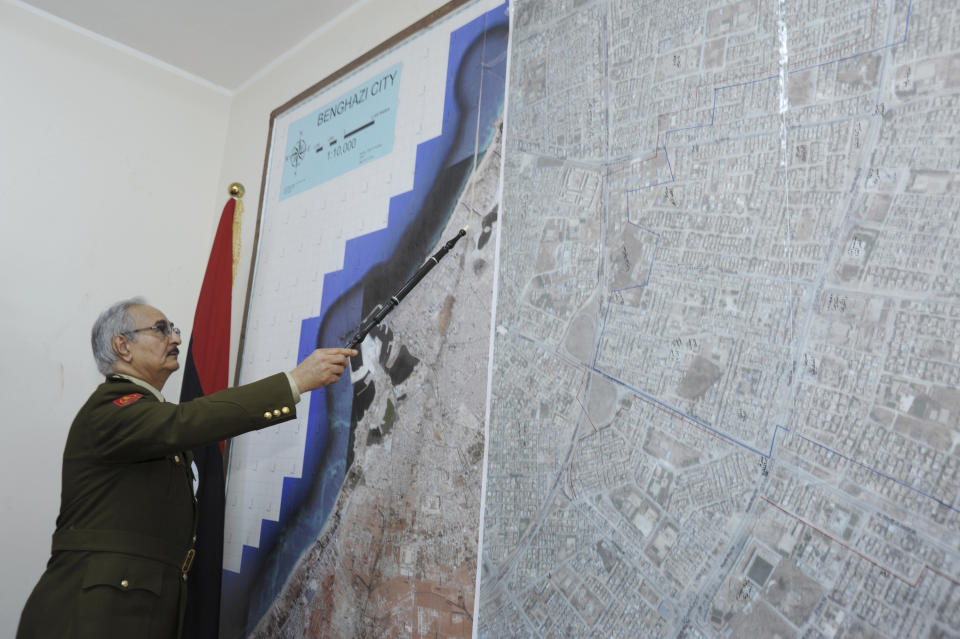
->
[113, 393, 144, 407]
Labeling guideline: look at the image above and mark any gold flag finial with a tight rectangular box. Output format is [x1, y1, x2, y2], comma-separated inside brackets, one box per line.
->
[228, 182, 245, 198]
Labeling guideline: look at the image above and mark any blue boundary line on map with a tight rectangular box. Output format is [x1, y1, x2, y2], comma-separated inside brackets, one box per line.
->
[584, 0, 959, 515]
[625, 0, 915, 194]
[590, 364, 788, 458]
[589, 360, 959, 514]
[795, 433, 960, 514]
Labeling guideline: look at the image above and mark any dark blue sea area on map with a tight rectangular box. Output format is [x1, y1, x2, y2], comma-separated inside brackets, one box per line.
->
[221, 4, 508, 637]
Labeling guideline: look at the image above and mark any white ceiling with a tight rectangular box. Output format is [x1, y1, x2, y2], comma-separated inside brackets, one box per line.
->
[16, 0, 364, 92]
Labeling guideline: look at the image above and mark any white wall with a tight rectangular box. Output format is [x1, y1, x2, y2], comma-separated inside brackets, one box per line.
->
[0, 0, 449, 635]
[0, 2, 231, 634]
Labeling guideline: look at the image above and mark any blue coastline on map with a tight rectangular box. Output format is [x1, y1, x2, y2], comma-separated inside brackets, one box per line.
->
[220, 4, 508, 637]
[280, 63, 402, 201]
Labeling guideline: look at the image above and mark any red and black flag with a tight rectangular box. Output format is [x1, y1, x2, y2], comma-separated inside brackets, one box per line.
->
[180, 191, 243, 639]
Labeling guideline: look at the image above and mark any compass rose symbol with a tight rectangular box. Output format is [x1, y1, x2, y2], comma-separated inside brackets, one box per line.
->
[287, 134, 307, 171]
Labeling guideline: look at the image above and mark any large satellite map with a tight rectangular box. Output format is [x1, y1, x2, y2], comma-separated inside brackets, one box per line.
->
[222, 3, 507, 637]
[477, 0, 960, 637]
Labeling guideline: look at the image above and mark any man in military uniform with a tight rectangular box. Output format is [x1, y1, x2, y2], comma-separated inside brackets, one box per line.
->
[16, 298, 356, 638]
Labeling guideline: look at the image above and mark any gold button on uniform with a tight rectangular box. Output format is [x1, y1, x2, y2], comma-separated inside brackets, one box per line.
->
[120, 579, 129, 589]
[264, 412, 273, 420]
[174, 455, 181, 463]
[273, 409, 281, 417]
[281, 406, 290, 415]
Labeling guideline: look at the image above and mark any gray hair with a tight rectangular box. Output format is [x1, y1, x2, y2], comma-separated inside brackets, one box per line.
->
[91, 297, 146, 376]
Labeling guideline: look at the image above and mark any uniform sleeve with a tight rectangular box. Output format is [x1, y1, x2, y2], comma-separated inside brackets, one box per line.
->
[86, 373, 298, 462]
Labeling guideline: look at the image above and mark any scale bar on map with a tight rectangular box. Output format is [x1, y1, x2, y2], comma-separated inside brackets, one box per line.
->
[345, 120, 375, 138]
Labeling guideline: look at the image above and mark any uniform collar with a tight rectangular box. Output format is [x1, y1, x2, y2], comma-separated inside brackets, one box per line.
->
[109, 373, 166, 402]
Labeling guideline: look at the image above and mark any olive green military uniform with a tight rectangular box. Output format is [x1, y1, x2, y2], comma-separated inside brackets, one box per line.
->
[17, 372, 297, 639]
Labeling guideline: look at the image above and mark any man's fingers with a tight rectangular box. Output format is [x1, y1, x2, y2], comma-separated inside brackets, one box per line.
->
[320, 348, 358, 359]
[317, 347, 356, 356]
[291, 348, 359, 393]
[317, 352, 350, 363]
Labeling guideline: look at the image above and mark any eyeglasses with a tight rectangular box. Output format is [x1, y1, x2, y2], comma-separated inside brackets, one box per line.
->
[122, 320, 181, 339]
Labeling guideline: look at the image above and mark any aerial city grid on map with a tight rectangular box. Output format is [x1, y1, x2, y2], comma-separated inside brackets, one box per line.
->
[477, 0, 960, 637]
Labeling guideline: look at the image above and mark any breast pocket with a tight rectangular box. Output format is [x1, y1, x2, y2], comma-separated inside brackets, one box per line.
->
[76, 553, 164, 636]
[143, 454, 192, 503]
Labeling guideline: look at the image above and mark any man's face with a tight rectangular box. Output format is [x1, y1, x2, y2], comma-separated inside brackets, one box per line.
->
[119, 304, 182, 388]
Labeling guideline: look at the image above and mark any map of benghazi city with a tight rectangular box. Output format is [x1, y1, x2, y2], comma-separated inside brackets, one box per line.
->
[478, 0, 960, 637]
[249, 124, 504, 639]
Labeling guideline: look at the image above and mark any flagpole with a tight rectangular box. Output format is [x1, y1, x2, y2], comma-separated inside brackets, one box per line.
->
[228, 183, 245, 285]
[221, 182, 244, 475]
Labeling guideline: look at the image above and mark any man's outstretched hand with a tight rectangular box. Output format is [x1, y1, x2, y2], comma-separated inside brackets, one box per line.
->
[289, 348, 358, 393]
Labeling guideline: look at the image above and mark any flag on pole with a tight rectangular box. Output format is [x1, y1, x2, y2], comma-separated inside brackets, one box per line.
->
[180, 190, 244, 639]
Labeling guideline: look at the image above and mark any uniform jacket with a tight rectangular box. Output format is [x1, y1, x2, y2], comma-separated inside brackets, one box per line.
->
[17, 372, 297, 639]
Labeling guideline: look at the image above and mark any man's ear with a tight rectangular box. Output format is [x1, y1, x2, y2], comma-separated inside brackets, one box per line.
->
[113, 335, 133, 363]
